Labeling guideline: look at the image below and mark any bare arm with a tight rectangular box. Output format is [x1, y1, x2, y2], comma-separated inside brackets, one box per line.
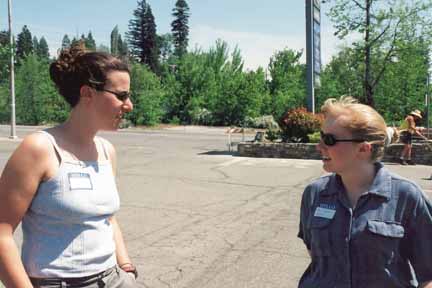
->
[109, 216, 132, 266]
[420, 282, 432, 288]
[0, 134, 53, 287]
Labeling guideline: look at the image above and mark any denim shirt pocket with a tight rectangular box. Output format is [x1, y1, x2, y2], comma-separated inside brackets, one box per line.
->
[363, 220, 405, 269]
[367, 220, 405, 238]
[310, 217, 334, 257]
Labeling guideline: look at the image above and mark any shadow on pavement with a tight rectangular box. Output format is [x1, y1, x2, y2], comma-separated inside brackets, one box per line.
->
[199, 150, 239, 156]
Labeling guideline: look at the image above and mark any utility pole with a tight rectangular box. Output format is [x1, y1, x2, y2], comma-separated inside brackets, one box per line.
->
[427, 50, 431, 138]
[8, 0, 17, 139]
[306, 0, 321, 114]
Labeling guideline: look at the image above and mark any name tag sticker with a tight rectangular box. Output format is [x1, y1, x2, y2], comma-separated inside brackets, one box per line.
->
[314, 207, 336, 219]
[68, 173, 93, 190]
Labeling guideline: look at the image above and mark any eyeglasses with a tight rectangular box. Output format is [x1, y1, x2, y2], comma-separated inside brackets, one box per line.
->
[320, 131, 365, 146]
[99, 88, 131, 102]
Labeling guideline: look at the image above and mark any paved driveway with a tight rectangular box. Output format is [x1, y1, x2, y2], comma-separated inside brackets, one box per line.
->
[0, 125, 431, 288]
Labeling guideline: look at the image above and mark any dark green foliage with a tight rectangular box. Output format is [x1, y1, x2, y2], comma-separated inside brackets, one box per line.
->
[61, 34, 71, 49]
[0, 82, 10, 123]
[71, 37, 80, 47]
[0, 31, 11, 86]
[15, 54, 69, 125]
[127, 0, 160, 73]
[265, 128, 280, 142]
[158, 33, 174, 62]
[16, 25, 33, 60]
[317, 46, 363, 107]
[268, 49, 307, 119]
[374, 36, 430, 123]
[0, 31, 9, 46]
[127, 63, 164, 125]
[32, 36, 39, 54]
[37, 37, 50, 59]
[111, 26, 128, 59]
[318, 34, 430, 126]
[84, 32, 96, 51]
[110, 26, 120, 55]
[325, 0, 432, 106]
[171, 0, 190, 58]
[162, 40, 269, 126]
[118, 34, 129, 58]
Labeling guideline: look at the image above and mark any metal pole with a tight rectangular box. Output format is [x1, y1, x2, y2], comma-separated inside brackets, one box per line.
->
[427, 63, 431, 139]
[306, 0, 315, 113]
[8, 0, 17, 139]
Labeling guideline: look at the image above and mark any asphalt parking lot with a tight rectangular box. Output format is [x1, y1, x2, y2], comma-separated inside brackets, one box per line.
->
[0, 125, 431, 288]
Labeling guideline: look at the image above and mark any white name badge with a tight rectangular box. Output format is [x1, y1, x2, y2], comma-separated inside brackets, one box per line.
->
[314, 207, 336, 219]
[68, 173, 93, 190]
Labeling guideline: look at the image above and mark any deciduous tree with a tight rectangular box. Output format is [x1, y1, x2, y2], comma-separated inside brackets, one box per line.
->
[324, 0, 432, 106]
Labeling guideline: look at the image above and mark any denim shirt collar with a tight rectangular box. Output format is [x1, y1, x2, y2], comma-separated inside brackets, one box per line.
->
[321, 162, 392, 200]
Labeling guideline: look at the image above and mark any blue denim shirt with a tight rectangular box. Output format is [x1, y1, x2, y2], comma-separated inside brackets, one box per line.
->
[298, 162, 432, 288]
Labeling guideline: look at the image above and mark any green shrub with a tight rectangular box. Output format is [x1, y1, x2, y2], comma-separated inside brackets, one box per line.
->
[170, 116, 181, 125]
[279, 107, 323, 143]
[265, 128, 281, 142]
[243, 115, 279, 129]
[308, 131, 321, 143]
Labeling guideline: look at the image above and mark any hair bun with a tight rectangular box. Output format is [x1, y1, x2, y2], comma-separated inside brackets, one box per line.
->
[50, 41, 87, 88]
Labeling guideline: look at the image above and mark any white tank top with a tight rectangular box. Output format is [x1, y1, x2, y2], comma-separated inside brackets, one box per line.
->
[21, 131, 120, 278]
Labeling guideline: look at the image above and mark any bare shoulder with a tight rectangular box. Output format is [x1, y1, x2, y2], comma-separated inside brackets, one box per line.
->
[0, 132, 55, 227]
[9, 132, 57, 178]
[16, 132, 54, 160]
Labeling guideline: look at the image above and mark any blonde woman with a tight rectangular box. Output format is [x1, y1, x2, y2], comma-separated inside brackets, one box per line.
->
[298, 96, 432, 288]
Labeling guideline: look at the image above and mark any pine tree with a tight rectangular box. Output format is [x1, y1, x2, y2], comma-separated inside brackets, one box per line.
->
[85, 32, 96, 51]
[16, 25, 33, 60]
[171, 0, 190, 58]
[32, 36, 39, 54]
[71, 37, 80, 47]
[118, 34, 129, 59]
[142, 5, 159, 72]
[37, 37, 50, 59]
[127, 0, 159, 72]
[0, 30, 9, 46]
[61, 34, 71, 49]
[111, 25, 120, 55]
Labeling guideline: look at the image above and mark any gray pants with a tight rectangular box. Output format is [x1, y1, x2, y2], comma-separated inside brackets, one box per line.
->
[30, 266, 138, 288]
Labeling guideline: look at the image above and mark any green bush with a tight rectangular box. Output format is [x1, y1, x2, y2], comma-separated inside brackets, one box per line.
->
[308, 131, 321, 143]
[265, 128, 281, 142]
[279, 107, 323, 143]
[243, 115, 279, 129]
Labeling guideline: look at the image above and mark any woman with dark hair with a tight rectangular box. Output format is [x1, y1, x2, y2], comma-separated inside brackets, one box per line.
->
[298, 96, 432, 288]
[0, 43, 138, 287]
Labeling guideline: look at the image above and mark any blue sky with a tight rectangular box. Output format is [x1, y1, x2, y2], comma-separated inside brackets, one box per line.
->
[0, 0, 347, 70]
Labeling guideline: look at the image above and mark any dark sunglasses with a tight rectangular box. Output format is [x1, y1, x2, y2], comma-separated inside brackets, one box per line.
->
[99, 88, 131, 102]
[320, 131, 365, 146]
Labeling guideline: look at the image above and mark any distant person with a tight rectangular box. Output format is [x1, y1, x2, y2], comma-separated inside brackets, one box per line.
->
[298, 96, 432, 288]
[0, 43, 138, 287]
[399, 109, 427, 165]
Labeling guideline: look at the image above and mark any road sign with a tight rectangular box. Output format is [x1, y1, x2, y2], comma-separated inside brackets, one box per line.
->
[306, 0, 322, 113]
